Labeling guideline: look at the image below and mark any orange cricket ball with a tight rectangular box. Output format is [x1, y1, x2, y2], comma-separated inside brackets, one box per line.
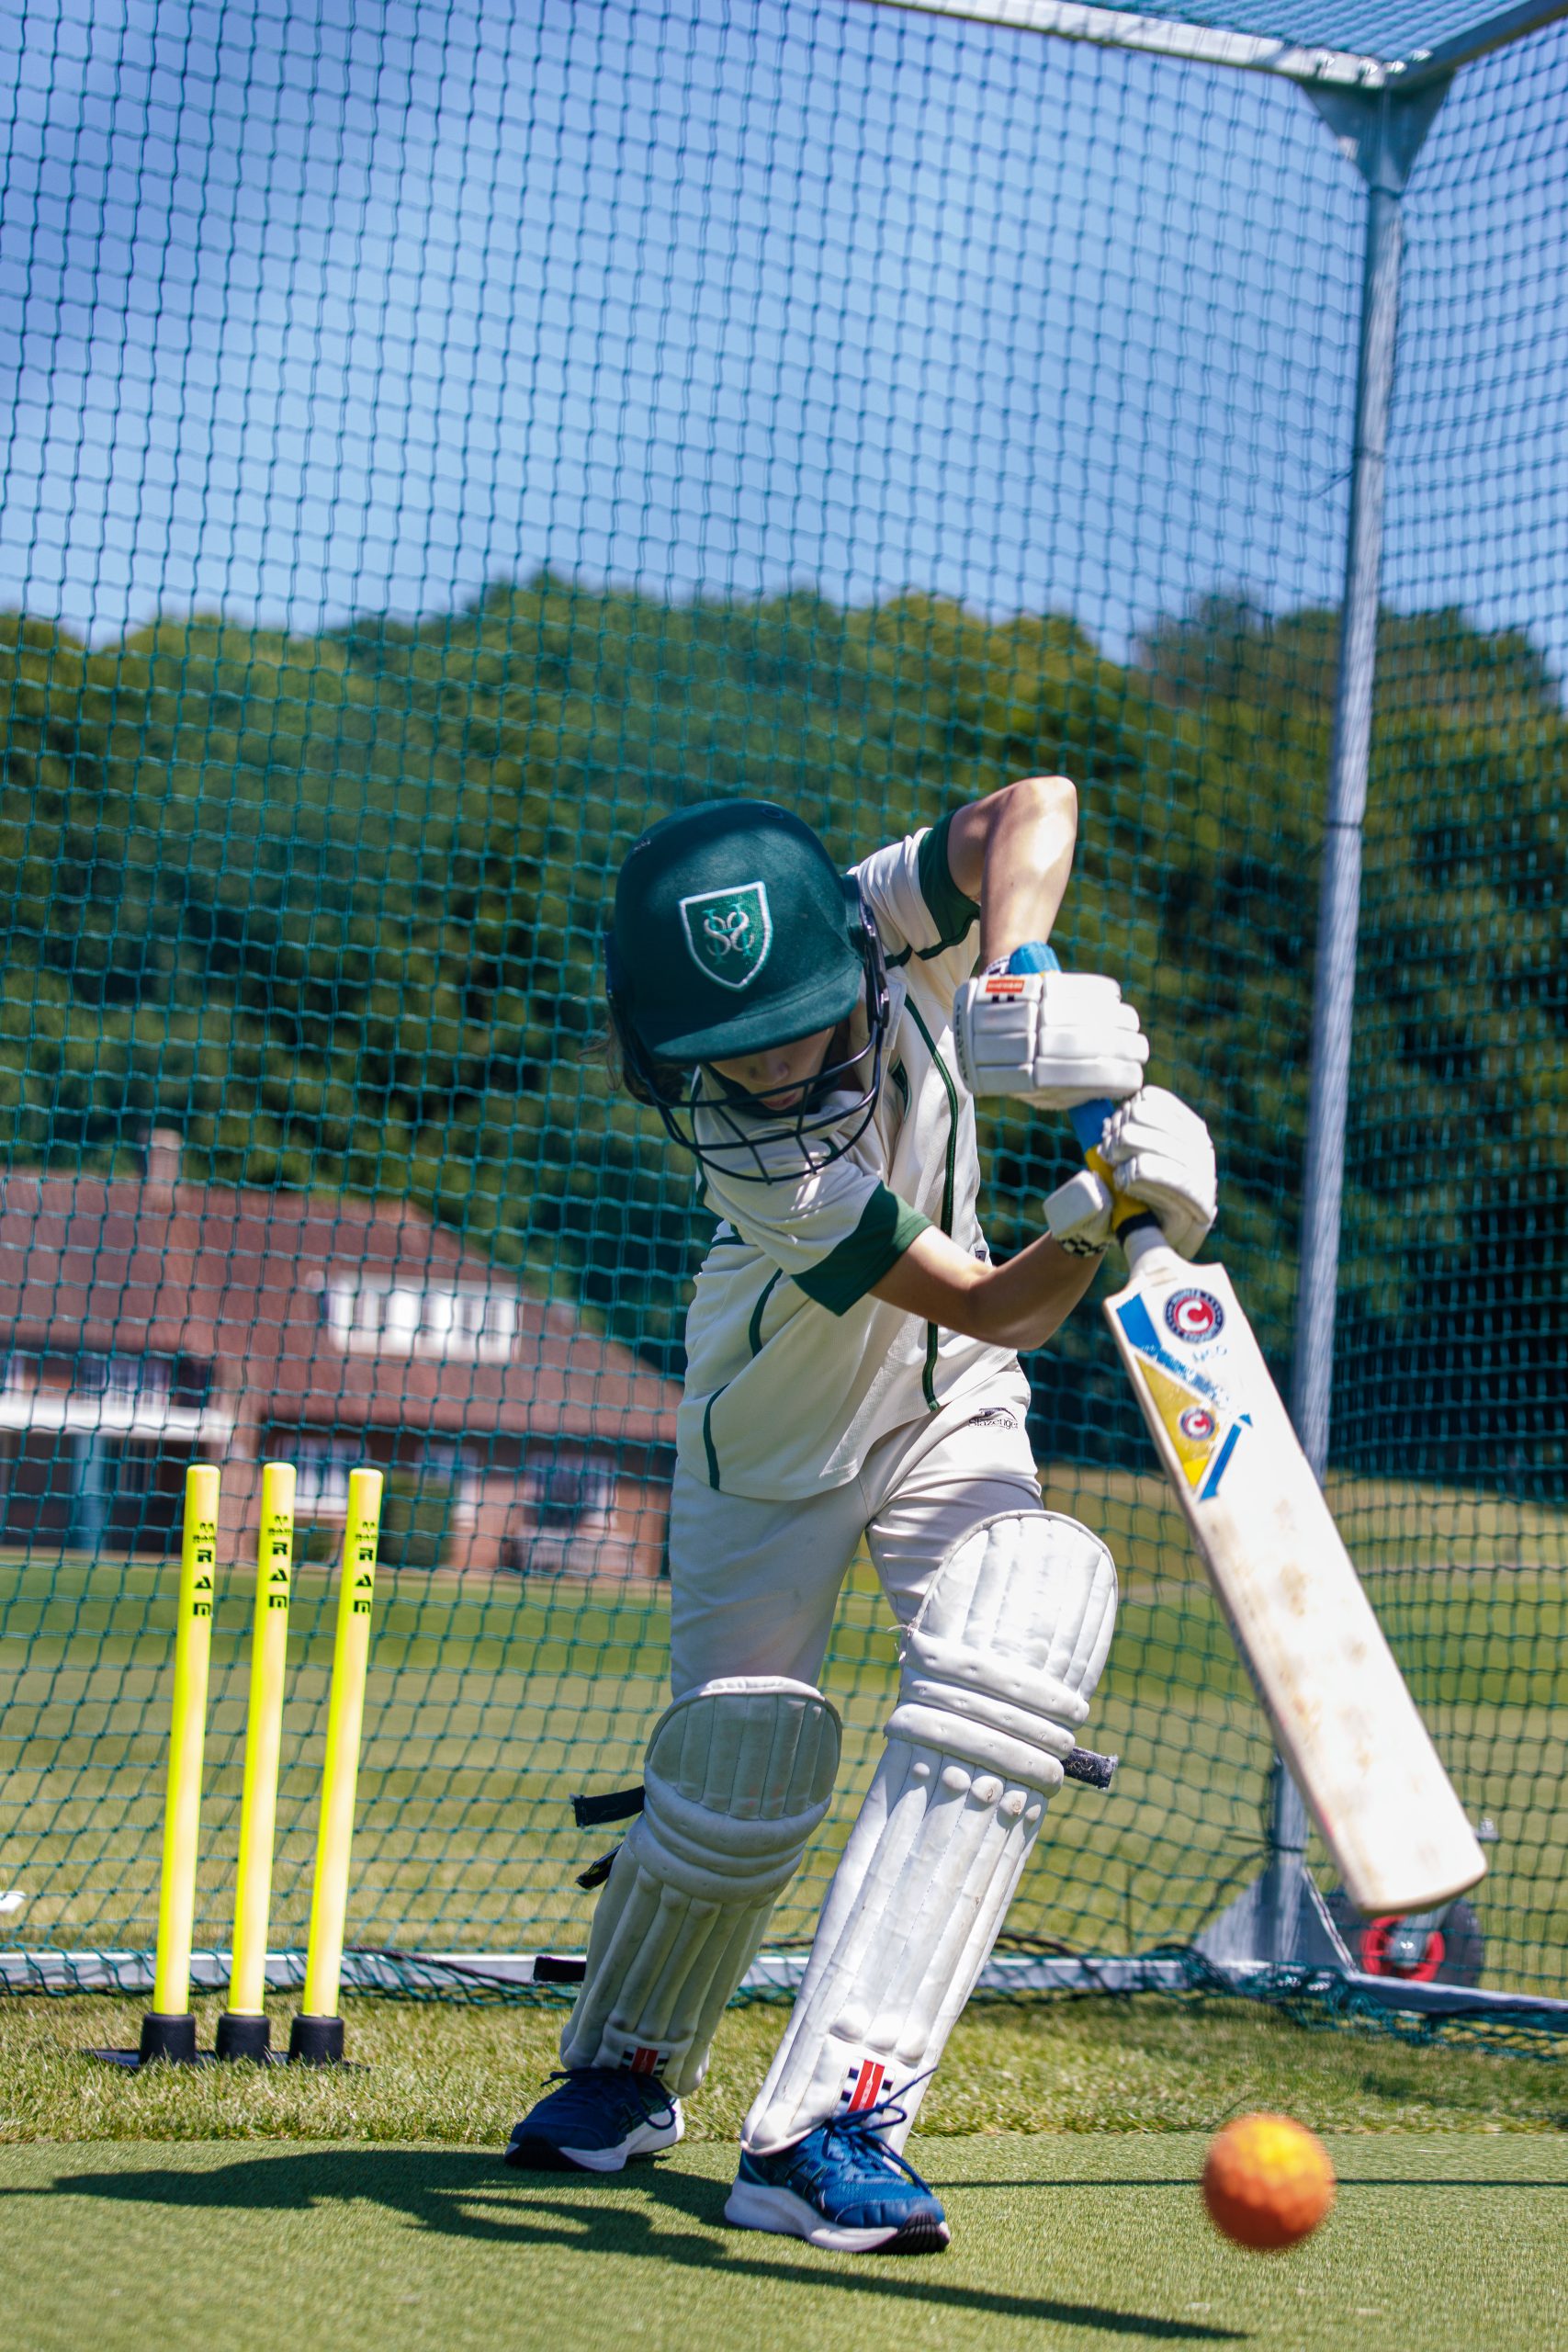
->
[1201, 2113, 1336, 2251]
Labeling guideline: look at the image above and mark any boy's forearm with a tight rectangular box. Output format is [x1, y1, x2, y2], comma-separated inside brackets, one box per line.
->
[946, 775, 1078, 966]
[872, 1226, 1101, 1352]
[961, 1235, 1100, 1350]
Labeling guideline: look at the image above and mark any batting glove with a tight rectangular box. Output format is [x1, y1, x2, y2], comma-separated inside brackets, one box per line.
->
[1099, 1086, 1217, 1260]
[1043, 1168, 1115, 1257]
[953, 963, 1149, 1108]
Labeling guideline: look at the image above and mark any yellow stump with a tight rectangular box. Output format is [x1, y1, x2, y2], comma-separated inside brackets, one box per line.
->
[217, 1463, 295, 2058]
[143, 1464, 220, 2057]
[291, 1466, 381, 2063]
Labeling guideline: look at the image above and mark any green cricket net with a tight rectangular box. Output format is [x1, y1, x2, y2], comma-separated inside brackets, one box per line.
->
[1, 0, 1564, 2028]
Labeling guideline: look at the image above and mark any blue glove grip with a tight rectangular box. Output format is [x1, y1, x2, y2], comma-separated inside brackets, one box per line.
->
[1003, 944, 1113, 1157]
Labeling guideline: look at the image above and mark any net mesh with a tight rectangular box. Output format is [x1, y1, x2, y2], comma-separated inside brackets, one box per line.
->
[2, 0, 1564, 2016]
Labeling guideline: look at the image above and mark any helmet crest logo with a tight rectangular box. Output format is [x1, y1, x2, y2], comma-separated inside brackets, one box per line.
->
[678, 882, 773, 990]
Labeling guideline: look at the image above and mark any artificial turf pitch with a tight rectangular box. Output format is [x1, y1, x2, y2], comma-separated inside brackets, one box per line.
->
[3, 1996, 1565, 2350]
[3, 2132, 1565, 2352]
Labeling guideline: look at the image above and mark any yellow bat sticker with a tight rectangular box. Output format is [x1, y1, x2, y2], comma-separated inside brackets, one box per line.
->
[1134, 1356, 1224, 1489]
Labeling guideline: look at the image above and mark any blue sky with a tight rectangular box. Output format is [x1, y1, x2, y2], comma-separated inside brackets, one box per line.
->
[1, 0, 1562, 673]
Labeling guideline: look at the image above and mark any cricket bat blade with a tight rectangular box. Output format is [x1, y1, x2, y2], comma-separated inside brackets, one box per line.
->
[1104, 1237, 1485, 1917]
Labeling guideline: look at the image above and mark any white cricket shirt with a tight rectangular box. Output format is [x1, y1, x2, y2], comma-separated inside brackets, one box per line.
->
[676, 814, 1019, 1499]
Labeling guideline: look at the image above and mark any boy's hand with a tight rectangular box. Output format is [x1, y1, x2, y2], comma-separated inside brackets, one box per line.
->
[953, 962, 1148, 1108]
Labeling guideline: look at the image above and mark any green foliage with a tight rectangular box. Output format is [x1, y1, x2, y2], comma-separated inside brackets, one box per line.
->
[2, 584, 1563, 1475]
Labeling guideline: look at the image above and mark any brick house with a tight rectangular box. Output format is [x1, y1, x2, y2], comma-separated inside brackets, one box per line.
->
[0, 1135, 679, 1577]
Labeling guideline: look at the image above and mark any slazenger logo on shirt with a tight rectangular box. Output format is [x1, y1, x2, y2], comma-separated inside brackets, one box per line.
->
[679, 881, 773, 989]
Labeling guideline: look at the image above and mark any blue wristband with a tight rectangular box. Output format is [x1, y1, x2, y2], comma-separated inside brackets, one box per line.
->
[1002, 941, 1055, 977]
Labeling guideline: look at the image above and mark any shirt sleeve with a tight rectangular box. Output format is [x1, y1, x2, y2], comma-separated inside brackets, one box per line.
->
[852, 811, 981, 977]
[700, 1155, 931, 1317]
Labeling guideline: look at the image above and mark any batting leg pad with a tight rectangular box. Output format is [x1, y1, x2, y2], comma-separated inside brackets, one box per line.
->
[559, 1677, 841, 2096]
[742, 1513, 1116, 2153]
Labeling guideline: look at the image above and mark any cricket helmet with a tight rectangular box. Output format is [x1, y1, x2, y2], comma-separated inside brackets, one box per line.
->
[607, 799, 890, 1178]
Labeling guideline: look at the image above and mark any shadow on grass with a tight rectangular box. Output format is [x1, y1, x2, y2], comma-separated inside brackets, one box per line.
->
[5, 2148, 1243, 2342]
[949, 2177, 1568, 2192]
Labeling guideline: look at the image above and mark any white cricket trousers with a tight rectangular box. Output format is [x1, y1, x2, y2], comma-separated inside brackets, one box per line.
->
[667, 1372, 1043, 1695]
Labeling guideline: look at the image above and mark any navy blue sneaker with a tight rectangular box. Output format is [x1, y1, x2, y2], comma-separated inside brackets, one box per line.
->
[725, 2103, 950, 2254]
[504, 2067, 684, 2174]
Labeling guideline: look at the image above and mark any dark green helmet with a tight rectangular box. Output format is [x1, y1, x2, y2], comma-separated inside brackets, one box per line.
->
[611, 799, 863, 1060]
[606, 799, 890, 1178]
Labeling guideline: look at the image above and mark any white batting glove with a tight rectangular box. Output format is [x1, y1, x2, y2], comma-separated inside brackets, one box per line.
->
[1099, 1086, 1217, 1260]
[953, 969, 1149, 1108]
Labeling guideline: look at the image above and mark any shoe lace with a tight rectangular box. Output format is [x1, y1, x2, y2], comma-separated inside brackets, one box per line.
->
[811, 2076, 938, 2196]
[543, 2067, 678, 2133]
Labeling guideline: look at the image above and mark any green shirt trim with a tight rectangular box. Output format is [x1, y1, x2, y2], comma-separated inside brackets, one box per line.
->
[902, 994, 960, 1408]
[702, 1386, 727, 1489]
[748, 1268, 786, 1356]
[916, 809, 981, 953]
[795, 1183, 930, 1317]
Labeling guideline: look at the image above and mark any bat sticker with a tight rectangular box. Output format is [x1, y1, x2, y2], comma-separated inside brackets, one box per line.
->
[1113, 1295, 1224, 1399]
[1165, 1288, 1225, 1342]
[1114, 1295, 1248, 1496]
[1197, 1414, 1250, 1500]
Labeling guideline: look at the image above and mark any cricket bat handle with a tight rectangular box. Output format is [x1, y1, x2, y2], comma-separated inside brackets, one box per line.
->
[1012, 947, 1167, 1260]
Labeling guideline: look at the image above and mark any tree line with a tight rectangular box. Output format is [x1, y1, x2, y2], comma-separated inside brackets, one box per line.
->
[2, 579, 1562, 1487]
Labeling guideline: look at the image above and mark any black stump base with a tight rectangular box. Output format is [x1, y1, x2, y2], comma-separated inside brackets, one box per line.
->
[215, 2011, 275, 2063]
[140, 2010, 199, 2064]
[87, 2010, 215, 2069]
[288, 2012, 345, 2065]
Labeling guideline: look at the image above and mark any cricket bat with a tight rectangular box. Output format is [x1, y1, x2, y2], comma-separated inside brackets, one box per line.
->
[1066, 1095, 1486, 1918]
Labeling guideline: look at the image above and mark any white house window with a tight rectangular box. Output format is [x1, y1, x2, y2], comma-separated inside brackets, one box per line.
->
[293, 1436, 365, 1513]
[523, 1456, 615, 1532]
[323, 1279, 519, 1362]
[422, 1440, 483, 1517]
[324, 1286, 357, 1345]
[116, 1444, 154, 1498]
[73, 1352, 173, 1400]
[422, 1290, 456, 1346]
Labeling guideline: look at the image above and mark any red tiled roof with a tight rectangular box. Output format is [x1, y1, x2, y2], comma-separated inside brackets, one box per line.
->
[0, 1171, 678, 1446]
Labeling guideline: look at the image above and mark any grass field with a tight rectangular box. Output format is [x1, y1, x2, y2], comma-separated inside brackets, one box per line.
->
[7, 2132, 1568, 2352]
[2, 1995, 1565, 2352]
[3, 1464, 1566, 1992]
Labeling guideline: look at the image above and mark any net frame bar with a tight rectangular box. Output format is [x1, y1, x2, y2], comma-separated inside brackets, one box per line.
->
[857, 0, 1568, 82]
[1395, 0, 1568, 84]
[8, 1942, 1568, 2031]
[857, 0, 1387, 82]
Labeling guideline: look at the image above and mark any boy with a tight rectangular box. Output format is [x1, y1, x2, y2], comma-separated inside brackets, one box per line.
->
[507, 780, 1214, 2252]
